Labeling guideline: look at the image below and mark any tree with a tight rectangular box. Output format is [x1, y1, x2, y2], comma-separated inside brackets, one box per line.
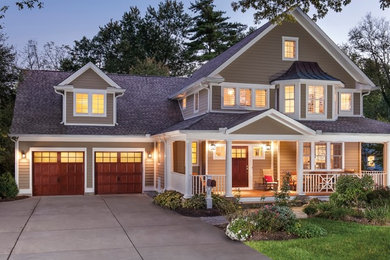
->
[186, 0, 247, 62]
[231, 0, 390, 23]
[129, 57, 170, 76]
[347, 14, 390, 119]
[0, 0, 43, 20]
[0, 33, 18, 175]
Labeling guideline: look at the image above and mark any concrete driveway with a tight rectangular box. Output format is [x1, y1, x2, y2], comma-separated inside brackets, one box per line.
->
[0, 195, 266, 260]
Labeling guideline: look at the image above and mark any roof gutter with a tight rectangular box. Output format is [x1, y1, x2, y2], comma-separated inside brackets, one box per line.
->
[169, 76, 225, 99]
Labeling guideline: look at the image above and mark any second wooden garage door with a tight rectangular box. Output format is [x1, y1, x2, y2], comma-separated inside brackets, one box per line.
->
[95, 152, 143, 194]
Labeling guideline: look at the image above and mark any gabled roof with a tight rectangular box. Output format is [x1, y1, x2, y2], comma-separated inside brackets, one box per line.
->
[271, 61, 341, 83]
[10, 70, 187, 136]
[58, 62, 121, 88]
[170, 7, 376, 98]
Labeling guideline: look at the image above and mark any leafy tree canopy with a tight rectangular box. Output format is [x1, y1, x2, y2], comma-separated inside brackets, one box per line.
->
[231, 0, 390, 23]
[0, 0, 43, 20]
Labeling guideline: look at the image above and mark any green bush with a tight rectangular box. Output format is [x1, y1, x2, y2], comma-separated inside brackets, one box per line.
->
[303, 204, 318, 216]
[225, 217, 255, 241]
[330, 175, 374, 207]
[274, 173, 291, 206]
[366, 187, 390, 207]
[316, 202, 356, 220]
[252, 205, 296, 232]
[0, 172, 18, 199]
[287, 221, 327, 238]
[153, 190, 183, 210]
[212, 194, 239, 215]
[183, 194, 206, 209]
[364, 206, 389, 225]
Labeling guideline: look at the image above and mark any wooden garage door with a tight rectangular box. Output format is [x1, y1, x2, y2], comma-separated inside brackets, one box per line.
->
[95, 152, 143, 194]
[33, 152, 84, 196]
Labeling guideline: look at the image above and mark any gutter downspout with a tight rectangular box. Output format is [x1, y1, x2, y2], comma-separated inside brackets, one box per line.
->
[114, 92, 125, 125]
[54, 89, 65, 124]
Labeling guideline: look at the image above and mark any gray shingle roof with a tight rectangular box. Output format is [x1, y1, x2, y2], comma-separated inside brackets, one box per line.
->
[171, 22, 272, 97]
[10, 70, 187, 136]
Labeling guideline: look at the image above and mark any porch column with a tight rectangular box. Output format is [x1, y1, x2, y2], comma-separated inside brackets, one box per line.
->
[184, 140, 193, 198]
[165, 140, 172, 190]
[225, 140, 233, 197]
[297, 141, 304, 195]
[386, 142, 390, 187]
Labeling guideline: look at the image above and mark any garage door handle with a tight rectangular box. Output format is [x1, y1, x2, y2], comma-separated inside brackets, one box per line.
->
[57, 177, 60, 183]
[117, 176, 121, 182]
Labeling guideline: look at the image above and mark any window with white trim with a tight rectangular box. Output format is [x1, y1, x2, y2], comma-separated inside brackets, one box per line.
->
[331, 143, 342, 169]
[284, 85, 295, 113]
[223, 88, 236, 106]
[282, 37, 298, 60]
[255, 89, 267, 108]
[303, 142, 343, 170]
[308, 86, 324, 114]
[239, 88, 251, 107]
[315, 143, 327, 169]
[192, 141, 198, 165]
[213, 144, 226, 160]
[340, 93, 352, 112]
[303, 143, 311, 170]
[74, 92, 106, 116]
[194, 92, 199, 112]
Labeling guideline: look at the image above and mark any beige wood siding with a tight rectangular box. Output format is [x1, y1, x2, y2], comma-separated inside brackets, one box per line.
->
[66, 92, 114, 125]
[18, 141, 154, 192]
[212, 85, 222, 110]
[145, 158, 154, 186]
[327, 85, 333, 119]
[71, 68, 110, 89]
[18, 160, 29, 189]
[253, 146, 272, 189]
[353, 92, 361, 115]
[280, 142, 296, 181]
[173, 141, 185, 174]
[270, 89, 276, 109]
[219, 21, 356, 89]
[156, 142, 165, 189]
[345, 142, 360, 172]
[300, 84, 306, 118]
[207, 141, 226, 175]
[182, 89, 208, 119]
[232, 117, 302, 135]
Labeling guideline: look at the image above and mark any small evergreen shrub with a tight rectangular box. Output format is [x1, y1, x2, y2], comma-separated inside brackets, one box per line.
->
[274, 173, 291, 206]
[303, 204, 318, 216]
[0, 172, 19, 199]
[287, 221, 327, 238]
[252, 205, 296, 232]
[225, 217, 255, 241]
[212, 194, 239, 215]
[364, 206, 389, 225]
[366, 187, 390, 207]
[183, 194, 206, 209]
[153, 190, 183, 210]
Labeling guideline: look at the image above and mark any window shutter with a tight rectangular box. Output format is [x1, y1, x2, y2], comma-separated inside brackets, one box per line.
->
[353, 92, 361, 115]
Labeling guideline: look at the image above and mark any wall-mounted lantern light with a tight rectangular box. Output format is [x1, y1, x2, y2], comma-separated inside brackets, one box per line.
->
[148, 153, 152, 159]
[209, 143, 216, 151]
[22, 151, 26, 159]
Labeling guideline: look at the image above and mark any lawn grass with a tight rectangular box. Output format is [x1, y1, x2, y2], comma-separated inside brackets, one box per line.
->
[245, 218, 390, 260]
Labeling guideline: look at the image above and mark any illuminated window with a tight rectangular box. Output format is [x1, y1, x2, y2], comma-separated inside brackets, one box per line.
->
[120, 152, 142, 163]
[285, 85, 295, 113]
[303, 143, 311, 169]
[232, 148, 247, 158]
[92, 94, 104, 114]
[239, 88, 251, 107]
[182, 97, 187, 109]
[194, 92, 199, 112]
[223, 88, 236, 106]
[95, 152, 118, 163]
[331, 143, 342, 169]
[283, 37, 298, 60]
[253, 145, 265, 159]
[75, 93, 89, 114]
[340, 93, 352, 111]
[308, 86, 324, 114]
[33, 152, 57, 163]
[61, 152, 84, 163]
[315, 143, 327, 169]
[213, 144, 226, 160]
[255, 89, 267, 108]
[192, 142, 197, 164]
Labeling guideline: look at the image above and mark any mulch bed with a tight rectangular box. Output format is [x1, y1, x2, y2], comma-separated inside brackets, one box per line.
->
[0, 196, 29, 202]
[175, 207, 221, 217]
[250, 231, 298, 241]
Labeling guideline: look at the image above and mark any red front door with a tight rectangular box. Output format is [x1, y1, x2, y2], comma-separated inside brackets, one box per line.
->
[232, 146, 248, 187]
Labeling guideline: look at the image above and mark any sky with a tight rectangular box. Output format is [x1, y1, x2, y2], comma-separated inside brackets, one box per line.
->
[2, 0, 390, 52]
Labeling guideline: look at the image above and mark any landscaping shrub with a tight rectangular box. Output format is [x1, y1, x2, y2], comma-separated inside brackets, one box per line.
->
[330, 175, 374, 207]
[303, 203, 318, 216]
[0, 172, 18, 199]
[366, 187, 390, 207]
[225, 217, 255, 241]
[287, 221, 327, 238]
[252, 205, 296, 232]
[274, 173, 291, 206]
[182, 194, 206, 209]
[153, 190, 183, 210]
[212, 194, 239, 215]
[364, 206, 389, 225]
[289, 195, 310, 207]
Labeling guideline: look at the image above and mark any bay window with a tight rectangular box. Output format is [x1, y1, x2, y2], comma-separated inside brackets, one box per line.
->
[303, 142, 343, 171]
[285, 85, 295, 113]
[308, 86, 324, 114]
[239, 88, 251, 106]
[255, 89, 267, 108]
[223, 88, 236, 106]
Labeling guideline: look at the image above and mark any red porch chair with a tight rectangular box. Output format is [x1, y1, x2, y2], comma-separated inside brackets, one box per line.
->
[263, 175, 278, 190]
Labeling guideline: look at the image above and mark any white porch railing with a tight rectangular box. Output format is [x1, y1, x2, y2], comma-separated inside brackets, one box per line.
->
[303, 171, 387, 194]
[192, 175, 225, 195]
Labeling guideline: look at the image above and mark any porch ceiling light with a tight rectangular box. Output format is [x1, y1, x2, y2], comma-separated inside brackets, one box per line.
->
[209, 143, 216, 151]
[21, 151, 26, 159]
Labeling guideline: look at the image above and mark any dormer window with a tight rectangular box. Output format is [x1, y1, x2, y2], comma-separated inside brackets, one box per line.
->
[74, 91, 106, 116]
[308, 86, 324, 114]
[282, 37, 298, 61]
[223, 88, 236, 106]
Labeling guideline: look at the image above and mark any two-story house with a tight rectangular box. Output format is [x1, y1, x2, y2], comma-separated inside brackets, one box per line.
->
[10, 8, 390, 201]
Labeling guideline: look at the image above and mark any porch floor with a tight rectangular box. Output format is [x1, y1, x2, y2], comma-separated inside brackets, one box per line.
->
[232, 190, 330, 197]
